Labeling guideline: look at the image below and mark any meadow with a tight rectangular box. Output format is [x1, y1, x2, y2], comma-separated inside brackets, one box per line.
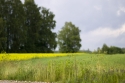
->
[0, 53, 125, 83]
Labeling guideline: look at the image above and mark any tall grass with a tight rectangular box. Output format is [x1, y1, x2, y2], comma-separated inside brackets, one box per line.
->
[0, 54, 125, 83]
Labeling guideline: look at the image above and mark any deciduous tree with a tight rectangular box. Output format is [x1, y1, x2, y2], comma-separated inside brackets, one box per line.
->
[0, 18, 6, 51]
[0, 0, 26, 52]
[24, 0, 41, 52]
[101, 44, 109, 54]
[58, 22, 81, 53]
[37, 7, 57, 52]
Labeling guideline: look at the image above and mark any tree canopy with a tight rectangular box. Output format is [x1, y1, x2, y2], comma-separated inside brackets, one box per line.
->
[98, 44, 124, 54]
[0, 0, 57, 53]
[58, 22, 81, 53]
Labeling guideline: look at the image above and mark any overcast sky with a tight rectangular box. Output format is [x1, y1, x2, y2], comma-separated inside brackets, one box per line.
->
[21, 0, 125, 51]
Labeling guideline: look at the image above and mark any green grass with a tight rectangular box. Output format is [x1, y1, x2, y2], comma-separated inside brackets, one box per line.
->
[0, 53, 125, 83]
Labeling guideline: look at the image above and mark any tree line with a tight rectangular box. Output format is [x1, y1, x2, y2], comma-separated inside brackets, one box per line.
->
[95, 44, 125, 54]
[0, 0, 81, 53]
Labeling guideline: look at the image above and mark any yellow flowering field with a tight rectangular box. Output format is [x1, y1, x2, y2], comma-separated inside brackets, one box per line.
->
[0, 53, 82, 61]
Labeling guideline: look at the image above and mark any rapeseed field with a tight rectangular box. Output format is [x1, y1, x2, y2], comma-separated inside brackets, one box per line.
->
[0, 53, 81, 61]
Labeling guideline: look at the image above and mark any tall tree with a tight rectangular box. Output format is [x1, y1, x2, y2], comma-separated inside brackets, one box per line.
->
[0, 0, 6, 52]
[0, 0, 5, 17]
[0, 0, 10, 52]
[37, 7, 57, 52]
[24, 0, 41, 52]
[9, 0, 26, 52]
[0, 18, 6, 52]
[58, 22, 81, 53]
[0, 0, 57, 53]
[0, 0, 26, 52]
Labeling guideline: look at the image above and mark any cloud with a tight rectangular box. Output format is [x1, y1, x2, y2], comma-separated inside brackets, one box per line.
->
[94, 6, 102, 10]
[81, 23, 125, 50]
[89, 24, 125, 38]
[117, 7, 125, 16]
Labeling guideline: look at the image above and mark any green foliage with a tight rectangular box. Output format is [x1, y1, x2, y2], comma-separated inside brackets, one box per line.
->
[0, 0, 26, 53]
[37, 7, 57, 53]
[122, 48, 125, 53]
[58, 22, 81, 53]
[101, 44, 109, 54]
[108, 46, 124, 54]
[0, 0, 57, 53]
[25, 0, 34, 3]
[101, 44, 124, 54]
[9, 0, 26, 53]
[24, 0, 41, 52]
[0, 18, 6, 51]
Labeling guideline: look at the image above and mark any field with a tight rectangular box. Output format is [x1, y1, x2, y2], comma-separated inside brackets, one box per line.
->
[0, 53, 125, 83]
[0, 53, 73, 61]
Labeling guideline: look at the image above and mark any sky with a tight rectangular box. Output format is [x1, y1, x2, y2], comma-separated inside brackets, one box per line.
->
[21, 0, 125, 51]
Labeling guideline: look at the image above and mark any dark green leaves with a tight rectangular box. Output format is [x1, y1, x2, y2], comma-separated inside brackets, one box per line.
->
[0, 0, 57, 53]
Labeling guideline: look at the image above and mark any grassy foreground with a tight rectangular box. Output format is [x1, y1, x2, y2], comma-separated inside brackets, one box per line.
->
[0, 53, 125, 83]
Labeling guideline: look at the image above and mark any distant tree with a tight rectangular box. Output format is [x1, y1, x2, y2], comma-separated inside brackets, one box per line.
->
[58, 22, 81, 53]
[101, 44, 109, 54]
[109, 46, 123, 54]
[97, 47, 101, 54]
[83, 49, 92, 53]
[93, 49, 98, 54]
[101, 44, 124, 54]
[122, 48, 125, 53]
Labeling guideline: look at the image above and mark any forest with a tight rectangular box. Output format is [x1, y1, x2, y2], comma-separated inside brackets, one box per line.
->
[0, 0, 57, 53]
